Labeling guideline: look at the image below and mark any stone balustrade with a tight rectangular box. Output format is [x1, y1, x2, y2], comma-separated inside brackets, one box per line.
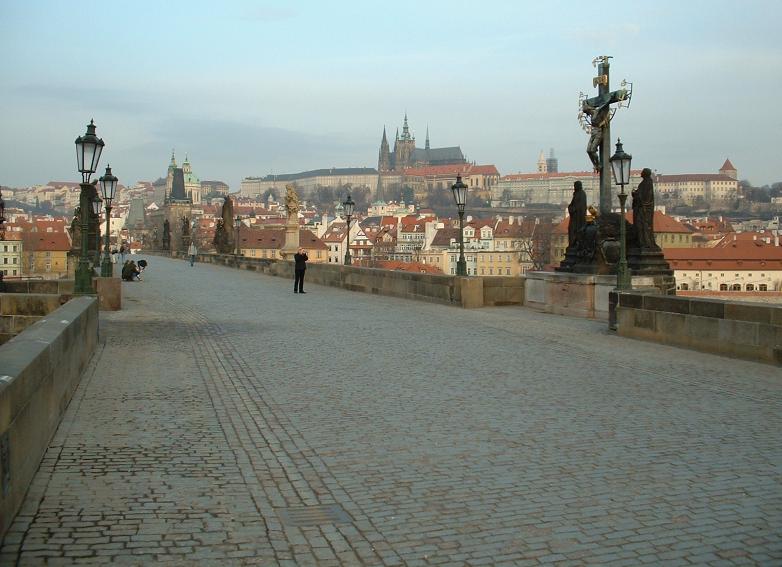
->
[0, 297, 99, 539]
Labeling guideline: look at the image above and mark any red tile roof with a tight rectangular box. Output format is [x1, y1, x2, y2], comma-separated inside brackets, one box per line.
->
[375, 260, 442, 274]
[720, 159, 736, 171]
[21, 231, 71, 252]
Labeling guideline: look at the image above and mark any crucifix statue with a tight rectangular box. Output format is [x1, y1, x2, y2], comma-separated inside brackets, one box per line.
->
[579, 55, 632, 212]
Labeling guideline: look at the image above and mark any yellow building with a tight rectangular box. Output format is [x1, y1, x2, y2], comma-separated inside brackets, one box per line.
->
[21, 231, 71, 278]
[237, 227, 327, 263]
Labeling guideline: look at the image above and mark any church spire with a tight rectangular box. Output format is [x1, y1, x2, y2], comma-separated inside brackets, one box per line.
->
[401, 113, 411, 141]
[170, 148, 177, 167]
[425, 126, 430, 150]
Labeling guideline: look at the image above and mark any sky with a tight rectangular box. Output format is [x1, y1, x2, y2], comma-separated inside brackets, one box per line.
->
[1, 0, 780, 191]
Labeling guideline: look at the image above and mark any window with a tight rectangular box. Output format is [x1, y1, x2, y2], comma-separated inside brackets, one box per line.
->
[746, 284, 755, 291]
[760, 284, 768, 291]
[720, 284, 728, 291]
[506, 268, 510, 275]
[731, 284, 741, 291]
[680, 283, 689, 290]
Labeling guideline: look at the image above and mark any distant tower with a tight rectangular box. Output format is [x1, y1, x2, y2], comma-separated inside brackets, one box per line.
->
[166, 149, 178, 197]
[395, 113, 416, 170]
[537, 150, 547, 173]
[378, 126, 392, 172]
[425, 125, 430, 150]
[719, 158, 737, 179]
[546, 148, 559, 173]
[182, 153, 201, 204]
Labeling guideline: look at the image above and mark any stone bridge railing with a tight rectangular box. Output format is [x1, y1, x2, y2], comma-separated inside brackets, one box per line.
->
[182, 252, 524, 308]
[0, 296, 99, 539]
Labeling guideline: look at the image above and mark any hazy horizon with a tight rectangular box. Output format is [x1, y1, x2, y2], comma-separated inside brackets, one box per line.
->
[2, 0, 780, 192]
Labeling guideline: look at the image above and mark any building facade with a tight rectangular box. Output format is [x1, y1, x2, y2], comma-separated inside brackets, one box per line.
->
[655, 160, 739, 205]
[240, 168, 379, 200]
[0, 237, 23, 278]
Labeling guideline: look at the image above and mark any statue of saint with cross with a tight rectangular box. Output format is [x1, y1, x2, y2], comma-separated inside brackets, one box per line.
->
[578, 56, 632, 211]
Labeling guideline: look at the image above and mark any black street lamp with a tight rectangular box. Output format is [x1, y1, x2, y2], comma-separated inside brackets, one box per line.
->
[343, 194, 354, 265]
[610, 138, 633, 290]
[91, 196, 103, 269]
[451, 174, 468, 276]
[74, 120, 105, 294]
[99, 165, 118, 277]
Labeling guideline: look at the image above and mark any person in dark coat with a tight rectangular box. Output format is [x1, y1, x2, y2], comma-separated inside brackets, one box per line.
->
[293, 247, 308, 293]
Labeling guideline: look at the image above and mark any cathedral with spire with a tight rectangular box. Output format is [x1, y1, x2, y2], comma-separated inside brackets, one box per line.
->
[377, 114, 466, 173]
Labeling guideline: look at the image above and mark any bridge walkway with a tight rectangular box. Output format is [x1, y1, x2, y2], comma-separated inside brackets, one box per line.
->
[2, 256, 780, 565]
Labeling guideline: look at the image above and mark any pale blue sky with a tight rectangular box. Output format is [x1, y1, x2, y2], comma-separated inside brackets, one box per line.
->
[1, 0, 780, 191]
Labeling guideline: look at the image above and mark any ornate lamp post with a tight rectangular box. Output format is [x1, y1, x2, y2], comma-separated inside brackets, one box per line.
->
[342, 194, 354, 265]
[91, 197, 103, 269]
[610, 139, 633, 290]
[74, 120, 105, 294]
[451, 174, 468, 276]
[99, 165, 118, 277]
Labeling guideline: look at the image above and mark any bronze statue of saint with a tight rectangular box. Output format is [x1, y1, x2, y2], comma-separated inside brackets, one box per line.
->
[582, 100, 611, 172]
[567, 181, 587, 247]
[632, 168, 657, 249]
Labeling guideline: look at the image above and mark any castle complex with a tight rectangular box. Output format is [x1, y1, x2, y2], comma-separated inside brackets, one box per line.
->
[377, 114, 466, 173]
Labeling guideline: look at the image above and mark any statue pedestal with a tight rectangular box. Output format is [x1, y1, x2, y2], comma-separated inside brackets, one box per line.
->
[279, 220, 299, 260]
[527, 270, 675, 321]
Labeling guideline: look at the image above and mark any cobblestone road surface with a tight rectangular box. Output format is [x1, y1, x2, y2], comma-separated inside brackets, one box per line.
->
[2, 257, 781, 566]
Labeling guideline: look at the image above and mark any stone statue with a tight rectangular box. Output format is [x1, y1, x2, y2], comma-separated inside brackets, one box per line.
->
[181, 216, 190, 236]
[221, 195, 234, 231]
[162, 219, 171, 250]
[567, 181, 587, 248]
[284, 184, 300, 217]
[632, 168, 657, 249]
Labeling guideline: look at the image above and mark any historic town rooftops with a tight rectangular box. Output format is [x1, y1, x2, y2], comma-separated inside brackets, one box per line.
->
[720, 159, 736, 171]
[245, 167, 378, 182]
[430, 228, 461, 247]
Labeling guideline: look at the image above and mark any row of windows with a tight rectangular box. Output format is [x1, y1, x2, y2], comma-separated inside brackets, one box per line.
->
[1, 269, 18, 276]
[2, 245, 19, 252]
[3, 257, 18, 264]
[679, 283, 768, 291]
[680, 272, 766, 278]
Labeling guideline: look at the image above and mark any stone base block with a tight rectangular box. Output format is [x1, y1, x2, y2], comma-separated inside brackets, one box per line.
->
[94, 277, 121, 310]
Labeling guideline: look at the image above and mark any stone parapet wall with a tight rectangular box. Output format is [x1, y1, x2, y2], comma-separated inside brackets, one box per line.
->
[0, 297, 99, 539]
[0, 294, 70, 345]
[173, 252, 524, 309]
[616, 292, 782, 365]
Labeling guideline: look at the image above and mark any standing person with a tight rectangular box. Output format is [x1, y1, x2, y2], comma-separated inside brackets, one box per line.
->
[293, 247, 308, 294]
[119, 244, 126, 263]
[187, 241, 197, 267]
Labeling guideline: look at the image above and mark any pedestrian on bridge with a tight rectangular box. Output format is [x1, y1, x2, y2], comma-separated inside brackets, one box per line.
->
[188, 241, 197, 267]
[294, 247, 308, 294]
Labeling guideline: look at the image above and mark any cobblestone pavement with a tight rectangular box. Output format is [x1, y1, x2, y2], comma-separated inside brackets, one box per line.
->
[2, 256, 781, 566]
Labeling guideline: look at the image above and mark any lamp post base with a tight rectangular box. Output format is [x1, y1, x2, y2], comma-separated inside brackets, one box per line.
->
[75, 259, 95, 295]
[100, 258, 113, 278]
[456, 259, 467, 276]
